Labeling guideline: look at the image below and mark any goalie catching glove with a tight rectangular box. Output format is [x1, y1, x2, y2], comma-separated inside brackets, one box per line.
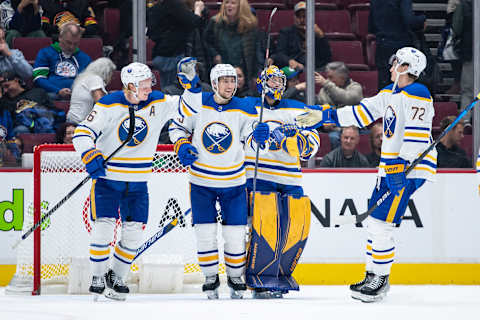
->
[175, 138, 198, 166]
[177, 57, 200, 90]
[295, 104, 339, 129]
[82, 148, 106, 179]
[383, 158, 408, 196]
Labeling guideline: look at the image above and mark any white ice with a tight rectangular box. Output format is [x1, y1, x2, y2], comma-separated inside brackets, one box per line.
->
[1, 285, 479, 320]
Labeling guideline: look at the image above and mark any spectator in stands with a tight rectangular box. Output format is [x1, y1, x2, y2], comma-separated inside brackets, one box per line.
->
[204, 0, 258, 84]
[40, 0, 98, 37]
[55, 121, 75, 143]
[0, 26, 33, 81]
[0, 0, 47, 47]
[234, 65, 253, 98]
[33, 23, 91, 100]
[436, 115, 471, 168]
[0, 96, 21, 165]
[366, 122, 383, 167]
[315, 62, 363, 107]
[66, 57, 116, 124]
[320, 126, 370, 168]
[272, 1, 331, 72]
[369, 0, 426, 90]
[148, 0, 206, 88]
[452, 0, 473, 121]
[281, 66, 308, 103]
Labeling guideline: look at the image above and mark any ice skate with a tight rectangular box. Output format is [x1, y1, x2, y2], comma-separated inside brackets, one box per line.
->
[104, 269, 129, 301]
[202, 274, 220, 299]
[359, 274, 390, 303]
[89, 275, 105, 301]
[227, 277, 246, 299]
[350, 271, 374, 300]
[252, 288, 273, 299]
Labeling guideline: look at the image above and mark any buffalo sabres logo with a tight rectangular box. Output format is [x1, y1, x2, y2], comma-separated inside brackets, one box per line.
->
[202, 122, 232, 154]
[384, 106, 396, 138]
[118, 116, 149, 147]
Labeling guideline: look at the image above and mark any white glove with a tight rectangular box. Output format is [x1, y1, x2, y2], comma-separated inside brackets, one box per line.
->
[295, 109, 325, 128]
[177, 57, 197, 81]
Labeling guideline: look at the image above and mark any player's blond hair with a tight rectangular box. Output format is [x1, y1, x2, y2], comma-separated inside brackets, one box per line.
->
[215, 0, 257, 33]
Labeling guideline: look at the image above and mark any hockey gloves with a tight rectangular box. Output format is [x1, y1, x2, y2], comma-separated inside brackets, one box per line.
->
[295, 104, 339, 129]
[384, 158, 408, 196]
[253, 122, 269, 148]
[175, 138, 198, 166]
[177, 57, 200, 91]
[82, 148, 106, 179]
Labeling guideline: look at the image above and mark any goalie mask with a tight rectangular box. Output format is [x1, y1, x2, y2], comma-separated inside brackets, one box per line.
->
[210, 64, 237, 100]
[389, 47, 427, 78]
[256, 65, 286, 102]
[121, 62, 156, 100]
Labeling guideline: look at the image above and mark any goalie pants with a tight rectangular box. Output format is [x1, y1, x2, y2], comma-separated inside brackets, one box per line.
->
[365, 177, 425, 275]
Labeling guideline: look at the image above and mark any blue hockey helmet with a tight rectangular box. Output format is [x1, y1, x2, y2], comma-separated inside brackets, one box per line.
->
[256, 65, 286, 102]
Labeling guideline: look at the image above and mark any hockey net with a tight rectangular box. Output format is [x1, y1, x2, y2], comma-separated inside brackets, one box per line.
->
[7, 144, 226, 295]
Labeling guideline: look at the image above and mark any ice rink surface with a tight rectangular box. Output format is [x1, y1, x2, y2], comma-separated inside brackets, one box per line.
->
[1, 285, 480, 320]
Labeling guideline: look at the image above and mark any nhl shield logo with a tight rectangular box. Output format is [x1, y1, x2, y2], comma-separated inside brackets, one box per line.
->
[118, 115, 149, 146]
[384, 106, 396, 139]
[202, 122, 232, 154]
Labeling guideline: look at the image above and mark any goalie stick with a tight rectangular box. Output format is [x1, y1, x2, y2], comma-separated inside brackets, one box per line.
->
[333, 93, 480, 226]
[12, 106, 137, 250]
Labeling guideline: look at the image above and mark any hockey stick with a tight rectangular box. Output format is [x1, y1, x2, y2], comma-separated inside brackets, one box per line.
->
[12, 107, 136, 249]
[252, 7, 277, 203]
[133, 200, 191, 262]
[333, 92, 480, 226]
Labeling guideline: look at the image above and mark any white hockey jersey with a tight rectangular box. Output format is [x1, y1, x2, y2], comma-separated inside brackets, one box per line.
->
[169, 92, 258, 188]
[73, 89, 199, 182]
[244, 98, 320, 186]
[337, 82, 437, 180]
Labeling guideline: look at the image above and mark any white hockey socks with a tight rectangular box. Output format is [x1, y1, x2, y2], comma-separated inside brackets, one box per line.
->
[89, 218, 116, 277]
[222, 225, 246, 278]
[112, 221, 143, 280]
[195, 223, 219, 277]
[366, 216, 396, 276]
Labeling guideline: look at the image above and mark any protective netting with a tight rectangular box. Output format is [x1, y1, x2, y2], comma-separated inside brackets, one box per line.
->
[9, 145, 225, 294]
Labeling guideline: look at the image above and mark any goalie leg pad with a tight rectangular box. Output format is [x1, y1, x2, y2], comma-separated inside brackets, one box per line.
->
[222, 225, 247, 277]
[112, 221, 144, 279]
[89, 217, 116, 277]
[277, 194, 311, 290]
[195, 223, 219, 277]
[365, 216, 396, 276]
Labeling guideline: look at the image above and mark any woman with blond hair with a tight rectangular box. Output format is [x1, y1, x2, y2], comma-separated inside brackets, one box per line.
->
[67, 57, 116, 124]
[204, 0, 258, 83]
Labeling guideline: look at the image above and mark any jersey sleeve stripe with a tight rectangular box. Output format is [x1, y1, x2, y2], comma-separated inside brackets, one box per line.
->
[360, 102, 375, 122]
[405, 126, 430, 131]
[404, 132, 430, 138]
[181, 97, 197, 114]
[403, 139, 429, 144]
[76, 124, 99, 139]
[352, 106, 364, 127]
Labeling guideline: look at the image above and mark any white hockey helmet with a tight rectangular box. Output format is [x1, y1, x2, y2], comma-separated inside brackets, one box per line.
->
[210, 64, 237, 98]
[121, 62, 153, 89]
[391, 47, 427, 78]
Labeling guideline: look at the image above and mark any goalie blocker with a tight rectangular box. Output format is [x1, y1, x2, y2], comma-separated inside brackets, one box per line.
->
[246, 192, 311, 292]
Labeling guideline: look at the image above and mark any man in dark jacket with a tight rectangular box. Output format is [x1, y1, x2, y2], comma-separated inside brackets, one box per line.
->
[272, 1, 331, 72]
[320, 126, 370, 168]
[369, 0, 425, 89]
[436, 115, 471, 168]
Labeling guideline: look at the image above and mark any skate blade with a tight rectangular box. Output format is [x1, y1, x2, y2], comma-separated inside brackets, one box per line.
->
[359, 292, 386, 303]
[229, 288, 244, 299]
[205, 288, 219, 300]
[350, 290, 363, 300]
[104, 288, 127, 301]
[271, 291, 283, 299]
[252, 291, 273, 299]
[92, 293, 102, 302]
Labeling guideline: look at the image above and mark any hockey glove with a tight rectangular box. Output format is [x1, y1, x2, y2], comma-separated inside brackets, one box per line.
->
[278, 123, 299, 137]
[252, 122, 269, 148]
[81, 148, 106, 179]
[295, 104, 339, 129]
[175, 138, 198, 166]
[384, 158, 408, 196]
[177, 57, 199, 90]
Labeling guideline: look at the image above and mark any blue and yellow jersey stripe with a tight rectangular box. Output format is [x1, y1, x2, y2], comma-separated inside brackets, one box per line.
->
[404, 126, 431, 144]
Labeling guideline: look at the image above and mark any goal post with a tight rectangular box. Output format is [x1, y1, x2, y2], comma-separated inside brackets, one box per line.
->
[8, 144, 225, 295]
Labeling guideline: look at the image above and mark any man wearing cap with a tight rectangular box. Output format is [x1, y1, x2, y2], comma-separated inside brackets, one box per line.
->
[281, 66, 310, 103]
[271, 1, 331, 71]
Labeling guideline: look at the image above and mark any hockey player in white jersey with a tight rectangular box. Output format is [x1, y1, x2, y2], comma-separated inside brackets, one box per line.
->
[169, 63, 270, 299]
[72, 58, 201, 301]
[296, 47, 437, 302]
[244, 65, 319, 299]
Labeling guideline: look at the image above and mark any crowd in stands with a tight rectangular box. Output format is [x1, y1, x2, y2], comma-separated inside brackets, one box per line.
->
[0, 0, 475, 169]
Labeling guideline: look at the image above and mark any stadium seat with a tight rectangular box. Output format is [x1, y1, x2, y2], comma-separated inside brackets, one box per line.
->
[350, 70, 378, 97]
[256, 9, 294, 35]
[12, 37, 52, 64]
[357, 133, 371, 156]
[329, 40, 368, 70]
[18, 133, 56, 153]
[352, 9, 370, 42]
[366, 36, 376, 69]
[203, 0, 221, 9]
[432, 102, 458, 131]
[79, 37, 103, 60]
[461, 134, 473, 161]
[54, 100, 70, 113]
[316, 10, 355, 40]
[102, 7, 120, 46]
[316, 132, 332, 158]
[250, 1, 286, 10]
